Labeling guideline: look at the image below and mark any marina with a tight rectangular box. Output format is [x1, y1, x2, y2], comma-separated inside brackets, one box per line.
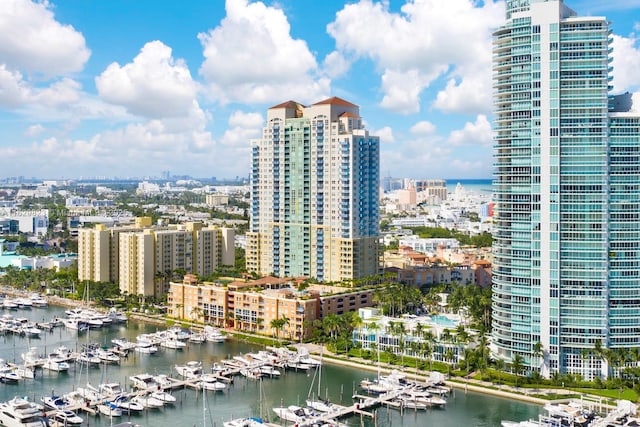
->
[0, 302, 544, 426]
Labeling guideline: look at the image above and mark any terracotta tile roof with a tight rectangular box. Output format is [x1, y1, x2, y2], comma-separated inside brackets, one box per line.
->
[312, 96, 358, 107]
[269, 100, 305, 109]
[339, 111, 359, 118]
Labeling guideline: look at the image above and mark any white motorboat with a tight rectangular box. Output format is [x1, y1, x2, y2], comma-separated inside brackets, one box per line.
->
[49, 346, 73, 363]
[0, 397, 47, 427]
[112, 395, 144, 414]
[130, 373, 158, 390]
[41, 395, 70, 411]
[240, 368, 263, 380]
[3, 299, 18, 310]
[107, 308, 128, 323]
[62, 318, 88, 331]
[153, 374, 175, 389]
[223, 417, 265, 427]
[29, 294, 48, 308]
[42, 357, 70, 372]
[0, 360, 20, 383]
[259, 365, 281, 377]
[97, 402, 122, 417]
[14, 365, 34, 379]
[112, 337, 137, 351]
[204, 326, 227, 342]
[198, 377, 227, 391]
[272, 405, 316, 423]
[49, 410, 83, 426]
[189, 332, 206, 343]
[131, 394, 164, 409]
[99, 382, 124, 397]
[151, 390, 176, 403]
[95, 348, 120, 363]
[21, 347, 45, 368]
[175, 360, 202, 378]
[135, 341, 158, 354]
[160, 338, 186, 350]
[76, 351, 101, 365]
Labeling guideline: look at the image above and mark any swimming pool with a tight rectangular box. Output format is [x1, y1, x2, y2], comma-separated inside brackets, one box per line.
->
[430, 314, 459, 327]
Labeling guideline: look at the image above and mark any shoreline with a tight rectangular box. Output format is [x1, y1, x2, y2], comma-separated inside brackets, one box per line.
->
[1, 287, 622, 411]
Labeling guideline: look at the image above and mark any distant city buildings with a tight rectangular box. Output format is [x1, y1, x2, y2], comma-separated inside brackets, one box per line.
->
[78, 218, 235, 297]
[492, 0, 640, 379]
[246, 97, 380, 282]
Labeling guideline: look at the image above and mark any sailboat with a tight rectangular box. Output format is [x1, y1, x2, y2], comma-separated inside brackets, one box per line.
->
[305, 350, 336, 413]
[224, 377, 266, 427]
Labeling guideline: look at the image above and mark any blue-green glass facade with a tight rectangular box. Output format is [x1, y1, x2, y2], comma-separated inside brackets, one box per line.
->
[493, 0, 640, 379]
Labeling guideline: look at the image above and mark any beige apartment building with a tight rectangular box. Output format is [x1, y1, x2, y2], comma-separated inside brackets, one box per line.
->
[168, 275, 375, 340]
[78, 218, 235, 298]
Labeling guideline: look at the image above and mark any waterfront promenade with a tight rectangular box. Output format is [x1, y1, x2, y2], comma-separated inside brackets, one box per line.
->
[0, 286, 627, 413]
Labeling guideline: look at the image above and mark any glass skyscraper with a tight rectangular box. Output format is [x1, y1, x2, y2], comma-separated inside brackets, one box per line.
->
[246, 97, 380, 283]
[492, 0, 640, 379]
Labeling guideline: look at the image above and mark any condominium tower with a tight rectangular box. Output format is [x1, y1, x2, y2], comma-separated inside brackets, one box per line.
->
[492, 0, 640, 380]
[79, 220, 235, 297]
[246, 97, 380, 282]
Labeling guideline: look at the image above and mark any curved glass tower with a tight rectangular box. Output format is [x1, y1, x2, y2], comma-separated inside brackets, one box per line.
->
[492, 0, 640, 380]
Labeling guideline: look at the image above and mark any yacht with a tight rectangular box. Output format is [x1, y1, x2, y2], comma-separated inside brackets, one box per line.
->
[97, 402, 123, 417]
[160, 338, 186, 350]
[151, 390, 176, 404]
[112, 395, 144, 414]
[272, 405, 316, 423]
[95, 348, 120, 364]
[223, 417, 264, 427]
[29, 294, 48, 308]
[48, 410, 83, 426]
[112, 337, 137, 351]
[107, 308, 128, 323]
[131, 394, 164, 409]
[0, 360, 20, 383]
[21, 347, 45, 368]
[41, 395, 71, 411]
[175, 360, 202, 378]
[76, 351, 101, 365]
[258, 365, 281, 377]
[62, 318, 88, 331]
[99, 383, 124, 397]
[49, 346, 73, 363]
[2, 299, 18, 310]
[42, 357, 70, 372]
[134, 341, 158, 354]
[130, 373, 158, 390]
[0, 397, 47, 427]
[199, 374, 227, 391]
[204, 326, 227, 343]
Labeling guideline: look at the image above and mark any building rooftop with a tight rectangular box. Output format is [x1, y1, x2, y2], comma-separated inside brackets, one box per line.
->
[312, 96, 358, 107]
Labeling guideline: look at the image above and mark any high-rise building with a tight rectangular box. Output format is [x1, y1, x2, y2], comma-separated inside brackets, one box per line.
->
[246, 97, 380, 282]
[78, 220, 235, 297]
[492, 0, 640, 380]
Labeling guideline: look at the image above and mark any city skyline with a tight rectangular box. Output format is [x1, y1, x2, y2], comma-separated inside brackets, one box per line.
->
[0, 0, 638, 180]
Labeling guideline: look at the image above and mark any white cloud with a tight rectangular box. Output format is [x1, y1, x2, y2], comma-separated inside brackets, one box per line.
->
[374, 126, 395, 144]
[0, 0, 90, 76]
[447, 114, 493, 146]
[322, 51, 351, 79]
[198, 0, 329, 105]
[96, 41, 200, 119]
[24, 124, 44, 136]
[433, 68, 493, 114]
[611, 34, 640, 93]
[410, 121, 436, 135]
[327, 0, 503, 114]
[0, 65, 29, 108]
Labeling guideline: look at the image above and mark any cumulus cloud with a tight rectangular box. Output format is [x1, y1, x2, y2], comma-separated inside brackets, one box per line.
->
[322, 51, 351, 79]
[611, 34, 640, 93]
[0, 0, 90, 76]
[327, 0, 502, 114]
[198, 0, 329, 105]
[96, 41, 200, 119]
[447, 115, 493, 146]
[410, 121, 436, 135]
[374, 126, 395, 144]
[24, 124, 44, 136]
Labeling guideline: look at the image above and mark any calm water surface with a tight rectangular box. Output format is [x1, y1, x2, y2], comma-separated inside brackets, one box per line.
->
[0, 305, 541, 427]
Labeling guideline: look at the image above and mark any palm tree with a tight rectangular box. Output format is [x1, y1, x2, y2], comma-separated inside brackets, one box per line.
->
[512, 354, 524, 387]
[270, 317, 286, 346]
[533, 341, 544, 373]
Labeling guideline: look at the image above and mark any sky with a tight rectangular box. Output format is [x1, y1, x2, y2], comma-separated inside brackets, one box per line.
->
[0, 0, 639, 181]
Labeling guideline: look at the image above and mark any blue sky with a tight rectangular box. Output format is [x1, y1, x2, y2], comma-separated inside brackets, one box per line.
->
[0, 0, 639, 181]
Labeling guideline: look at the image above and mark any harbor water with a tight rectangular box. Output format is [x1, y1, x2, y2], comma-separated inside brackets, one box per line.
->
[0, 305, 542, 427]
